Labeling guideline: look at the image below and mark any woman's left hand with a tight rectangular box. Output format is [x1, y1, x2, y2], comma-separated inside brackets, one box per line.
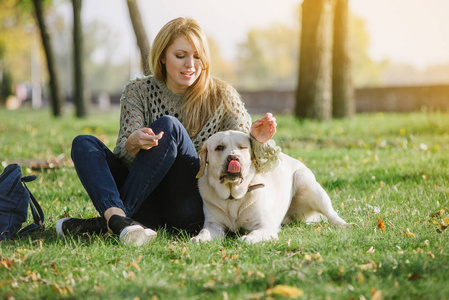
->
[251, 112, 277, 143]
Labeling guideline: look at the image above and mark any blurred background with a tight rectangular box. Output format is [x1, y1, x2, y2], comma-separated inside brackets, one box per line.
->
[1, 0, 449, 116]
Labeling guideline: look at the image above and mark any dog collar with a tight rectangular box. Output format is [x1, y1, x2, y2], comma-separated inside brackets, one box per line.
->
[247, 183, 265, 192]
[228, 183, 265, 200]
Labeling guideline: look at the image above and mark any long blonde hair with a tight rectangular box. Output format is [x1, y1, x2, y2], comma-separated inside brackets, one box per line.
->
[150, 17, 225, 137]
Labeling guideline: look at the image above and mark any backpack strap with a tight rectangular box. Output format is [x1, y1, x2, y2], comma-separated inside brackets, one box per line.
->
[17, 175, 45, 237]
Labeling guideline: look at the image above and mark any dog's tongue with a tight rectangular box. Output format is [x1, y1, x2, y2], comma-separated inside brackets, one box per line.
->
[227, 160, 240, 173]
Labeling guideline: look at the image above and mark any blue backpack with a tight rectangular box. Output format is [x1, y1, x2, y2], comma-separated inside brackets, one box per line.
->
[0, 164, 45, 241]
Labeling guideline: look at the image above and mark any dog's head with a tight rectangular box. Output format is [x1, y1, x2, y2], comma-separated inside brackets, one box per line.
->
[197, 131, 255, 198]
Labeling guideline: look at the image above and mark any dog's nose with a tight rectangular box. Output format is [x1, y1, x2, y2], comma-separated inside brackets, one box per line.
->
[228, 155, 239, 162]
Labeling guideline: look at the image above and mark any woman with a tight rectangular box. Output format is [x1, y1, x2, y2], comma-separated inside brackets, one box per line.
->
[56, 17, 280, 246]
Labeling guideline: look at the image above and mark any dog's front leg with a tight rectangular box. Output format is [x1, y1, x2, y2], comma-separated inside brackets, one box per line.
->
[191, 221, 226, 243]
[239, 226, 279, 244]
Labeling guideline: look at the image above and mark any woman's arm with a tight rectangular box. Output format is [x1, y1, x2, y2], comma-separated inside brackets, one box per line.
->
[113, 80, 162, 167]
[250, 113, 277, 143]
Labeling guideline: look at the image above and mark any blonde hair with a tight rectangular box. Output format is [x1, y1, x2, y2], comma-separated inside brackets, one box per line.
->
[150, 17, 225, 137]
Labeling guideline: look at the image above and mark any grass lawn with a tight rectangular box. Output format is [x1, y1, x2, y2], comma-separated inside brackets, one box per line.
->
[1, 108, 448, 300]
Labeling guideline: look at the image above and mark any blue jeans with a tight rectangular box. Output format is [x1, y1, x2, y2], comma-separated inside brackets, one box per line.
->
[71, 116, 204, 232]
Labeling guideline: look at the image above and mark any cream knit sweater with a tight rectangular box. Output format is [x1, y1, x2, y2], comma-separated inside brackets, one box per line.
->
[113, 76, 280, 172]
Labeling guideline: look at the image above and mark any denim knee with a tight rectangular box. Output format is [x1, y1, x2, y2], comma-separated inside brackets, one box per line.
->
[71, 135, 100, 161]
[152, 115, 184, 135]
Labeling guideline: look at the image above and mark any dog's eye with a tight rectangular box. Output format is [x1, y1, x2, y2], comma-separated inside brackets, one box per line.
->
[239, 145, 248, 150]
[215, 145, 225, 151]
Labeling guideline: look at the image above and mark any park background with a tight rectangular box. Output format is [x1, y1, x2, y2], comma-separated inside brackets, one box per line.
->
[2, 0, 449, 114]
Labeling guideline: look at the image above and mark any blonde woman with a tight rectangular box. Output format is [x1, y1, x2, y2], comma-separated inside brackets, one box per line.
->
[56, 17, 280, 246]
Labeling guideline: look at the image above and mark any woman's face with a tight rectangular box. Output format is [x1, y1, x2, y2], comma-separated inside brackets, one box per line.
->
[161, 36, 203, 94]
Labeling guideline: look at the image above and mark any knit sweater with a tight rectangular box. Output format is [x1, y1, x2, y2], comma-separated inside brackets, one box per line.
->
[113, 75, 280, 173]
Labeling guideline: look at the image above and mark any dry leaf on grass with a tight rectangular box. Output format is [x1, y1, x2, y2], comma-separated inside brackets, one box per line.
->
[268, 285, 304, 298]
[358, 261, 377, 270]
[401, 228, 415, 238]
[408, 273, 422, 281]
[126, 262, 141, 272]
[304, 253, 323, 262]
[377, 218, 385, 232]
[366, 246, 376, 254]
[371, 290, 382, 300]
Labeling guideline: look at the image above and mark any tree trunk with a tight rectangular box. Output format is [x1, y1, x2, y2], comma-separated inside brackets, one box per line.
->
[72, 0, 86, 117]
[126, 0, 151, 76]
[32, 0, 62, 116]
[332, 0, 354, 118]
[295, 0, 335, 120]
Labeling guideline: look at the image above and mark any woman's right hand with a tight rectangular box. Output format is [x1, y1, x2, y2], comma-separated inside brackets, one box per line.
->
[125, 128, 164, 157]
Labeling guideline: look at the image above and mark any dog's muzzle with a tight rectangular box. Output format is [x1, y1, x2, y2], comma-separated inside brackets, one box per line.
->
[227, 159, 240, 173]
[220, 156, 242, 183]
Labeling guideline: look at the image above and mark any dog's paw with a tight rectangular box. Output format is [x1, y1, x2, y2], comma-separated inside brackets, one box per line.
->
[332, 222, 357, 228]
[239, 232, 278, 244]
[190, 229, 213, 243]
[190, 235, 211, 243]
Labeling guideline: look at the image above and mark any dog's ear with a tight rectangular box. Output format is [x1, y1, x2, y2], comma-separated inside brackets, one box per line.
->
[196, 141, 208, 178]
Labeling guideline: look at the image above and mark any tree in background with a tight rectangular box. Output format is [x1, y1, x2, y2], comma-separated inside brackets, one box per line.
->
[0, 69, 13, 105]
[72, 0, 85, 117]
[332, 0, 354, 118]
[295, 0, 334, 120]
[32, 0, 63, 116]
[52, 17, 130, 96]
[0, 0, 36, 86]
[126, 0, 151, 76]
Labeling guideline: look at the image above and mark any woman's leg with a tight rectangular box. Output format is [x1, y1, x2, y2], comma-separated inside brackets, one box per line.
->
[65, 135, 156, 245]
[71, 135, 128, 216]
[132, 149, 204, 233]
[120, 116, 204, 231]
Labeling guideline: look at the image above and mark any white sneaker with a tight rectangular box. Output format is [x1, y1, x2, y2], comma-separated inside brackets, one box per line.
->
[108, 215, 157, 246]
[120, 225, 157, 246]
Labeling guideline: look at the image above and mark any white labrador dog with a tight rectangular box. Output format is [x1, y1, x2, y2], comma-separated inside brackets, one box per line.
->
[191, 130, 350, 243]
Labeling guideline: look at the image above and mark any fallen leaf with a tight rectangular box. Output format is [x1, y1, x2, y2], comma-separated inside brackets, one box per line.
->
[52, 283, 68, 296]
[304, 253, 323, 262]
[431, 209, 445, 218]
[408, 273, 422, 281]
[401, 228, 415, 238]
[0, 259, 12, 268]
[230, 254, 239, 260]
[366, 246, 376, 254]
[386, 220, 396, 229]
[377, 218, 385, 232]
[126, 262, 141, 272]
[269, 285, 304, 298]
[358, 261, 377, 270]
[358, 272, 365, 283]
[371, 290, 382, 300]
[437, 225, 448, 233]
[52, 262, 59, 274]
[442, 217, 449, 226]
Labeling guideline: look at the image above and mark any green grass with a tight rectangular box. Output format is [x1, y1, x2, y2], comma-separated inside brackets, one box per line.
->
[1, 108, 448, 299]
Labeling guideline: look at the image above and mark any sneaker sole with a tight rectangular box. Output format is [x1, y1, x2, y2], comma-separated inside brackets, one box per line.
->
[120, 225, 157, 246]
[56, 217, 72, 237]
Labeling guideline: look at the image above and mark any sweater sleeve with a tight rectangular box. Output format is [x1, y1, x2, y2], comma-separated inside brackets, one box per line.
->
[113, 79, 147, 168]
[219, 86, 281, 173]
